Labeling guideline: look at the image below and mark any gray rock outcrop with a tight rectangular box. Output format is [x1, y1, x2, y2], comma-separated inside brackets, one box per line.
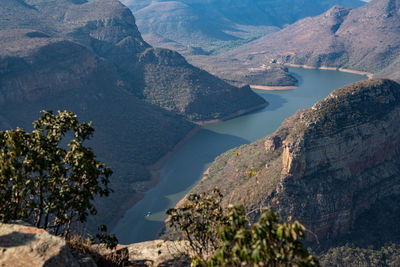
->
[0, 222, 80, 267]
[0, 222, 190, 267]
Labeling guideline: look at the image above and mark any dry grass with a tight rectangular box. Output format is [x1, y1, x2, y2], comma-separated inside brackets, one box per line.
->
[67, 235, 131, 267]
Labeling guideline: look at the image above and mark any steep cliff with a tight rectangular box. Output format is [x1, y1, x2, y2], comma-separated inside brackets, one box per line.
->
[192, 79, 400, 244]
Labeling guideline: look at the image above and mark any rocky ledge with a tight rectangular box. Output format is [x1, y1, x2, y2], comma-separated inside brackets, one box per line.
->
[0, 222, 82, 267]
[0, 222, 189, 267]
[192, 79, 400, 243]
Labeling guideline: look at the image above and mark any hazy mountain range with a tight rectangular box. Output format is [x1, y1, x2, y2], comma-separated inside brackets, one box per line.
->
[122, 0, 365, 56]
[223, 0, 400, 82]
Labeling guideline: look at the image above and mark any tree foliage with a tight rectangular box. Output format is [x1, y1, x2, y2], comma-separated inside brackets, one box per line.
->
[166, 188, 225, 261]
[0, 110, 113, 239]
[167, 188, 319, 266]
[208, 206, 318, 266]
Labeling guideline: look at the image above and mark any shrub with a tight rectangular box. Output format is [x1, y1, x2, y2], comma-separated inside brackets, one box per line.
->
[208, 206, 318, 266]
[166, 187, 225, 262]
[0, 110, 117, 247]
[167, 188, 319, 266]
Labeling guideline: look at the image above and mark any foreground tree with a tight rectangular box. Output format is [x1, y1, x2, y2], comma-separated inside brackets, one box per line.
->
[0, 110, 113, 240]
[166, 188, 225, 260]
[167, 188, 319, 266]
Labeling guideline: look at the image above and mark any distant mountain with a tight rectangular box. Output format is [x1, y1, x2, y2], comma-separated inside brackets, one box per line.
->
[122, 0, 365, 55]
[226, 0, 400, 81]
[0, 0, 265, 230]
[188, 79, 400, 253]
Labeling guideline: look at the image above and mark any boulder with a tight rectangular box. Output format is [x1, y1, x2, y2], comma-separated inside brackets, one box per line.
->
[0, 221, 81, 267]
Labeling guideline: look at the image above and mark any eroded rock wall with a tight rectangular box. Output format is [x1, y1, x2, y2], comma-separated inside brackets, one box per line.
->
[195, 79, 400, 242]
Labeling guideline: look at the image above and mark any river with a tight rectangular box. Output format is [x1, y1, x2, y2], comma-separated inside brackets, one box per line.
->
[112, 67, 366, 244]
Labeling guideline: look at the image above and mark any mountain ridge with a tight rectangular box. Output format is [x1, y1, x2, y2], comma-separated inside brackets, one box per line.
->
[224, 0, 400, 82]
[1, 0, 266, 121]
[123, 0, 365, 56]
[188, 79, 400, 248]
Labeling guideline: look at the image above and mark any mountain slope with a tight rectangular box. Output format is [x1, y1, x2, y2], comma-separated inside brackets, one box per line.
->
[190, 79, 400, 248]
[1, 0, 265, 122]
[0, 27, 194, 231]
[0, 0, 265, 230]
[122, 0, 364, 55]
[227, 0, 400, 81]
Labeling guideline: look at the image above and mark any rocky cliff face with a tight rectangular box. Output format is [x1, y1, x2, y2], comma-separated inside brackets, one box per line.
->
[270, 79, 400, 240]
[192, 79, 400, 242]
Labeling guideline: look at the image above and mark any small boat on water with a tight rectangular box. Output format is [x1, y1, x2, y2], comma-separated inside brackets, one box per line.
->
[145, 211, 152, 217]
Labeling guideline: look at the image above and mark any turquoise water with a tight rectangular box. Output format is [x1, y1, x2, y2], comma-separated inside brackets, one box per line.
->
[112, 67, 365, 244]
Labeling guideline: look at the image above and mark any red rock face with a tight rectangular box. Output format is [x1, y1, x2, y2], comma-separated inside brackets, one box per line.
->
[267, 79, 400, 241]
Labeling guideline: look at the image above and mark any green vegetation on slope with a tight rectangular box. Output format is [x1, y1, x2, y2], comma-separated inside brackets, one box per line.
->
[208, 37, 260, 56]
[320, 244, 400, 267]
[141, 52, 267, 121]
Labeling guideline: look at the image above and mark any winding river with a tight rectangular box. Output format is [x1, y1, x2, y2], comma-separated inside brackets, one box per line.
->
[113, 67, 366, 244]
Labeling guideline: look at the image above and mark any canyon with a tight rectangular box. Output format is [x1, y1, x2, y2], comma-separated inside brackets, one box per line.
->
[191, 79, 400, 246]
[0, 0, 265, 232]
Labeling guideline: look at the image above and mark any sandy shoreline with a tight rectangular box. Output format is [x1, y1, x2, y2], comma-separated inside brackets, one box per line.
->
[112, 103, 268, 229]
[247, 63, 373, 91]
[250, 85, 298, 91]
[284, 63, 373, 79]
